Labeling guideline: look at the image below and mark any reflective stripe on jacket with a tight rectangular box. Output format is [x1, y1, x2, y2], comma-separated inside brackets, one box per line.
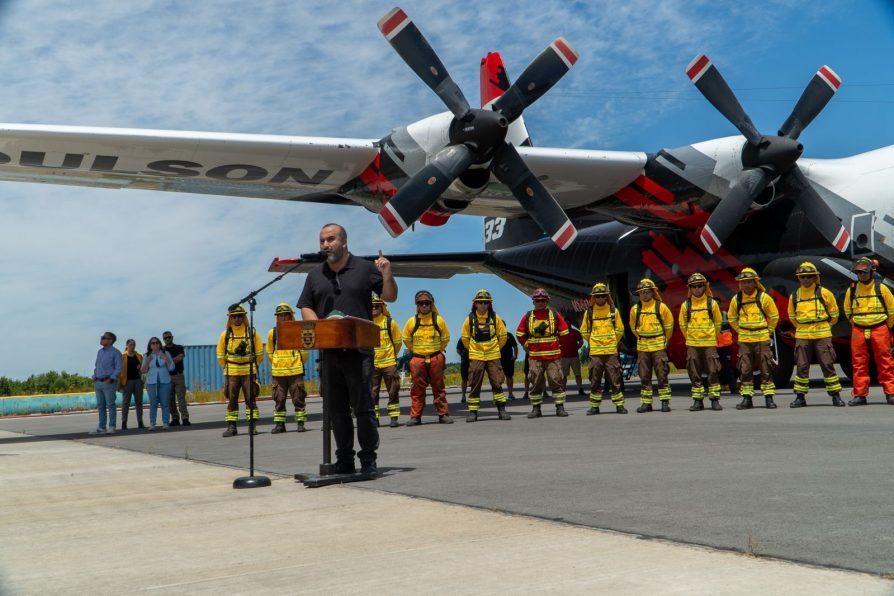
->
[679, 296, 722, 347]
[373, 313, 404, 368]
[728, 291, 779, 343]
[787, 284, 839, 339]
[403, 313, 450, 356]
[580, 304, 624, 356]
[217, 324, 263, 375]
[265, 328, 307, 376]
[516, 309, 569, 360]
[844, 281, 894, 329]
[461, 313, 507, 361]
[629, 299, 674, 353]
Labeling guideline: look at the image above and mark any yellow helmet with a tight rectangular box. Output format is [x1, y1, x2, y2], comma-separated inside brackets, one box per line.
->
[371, 294, 385, 305]
[795, 262, 819, 277]
[736, 267, 760, 281]
[473, 289, 493, 302]
[274, 303, 294, 316]
[687, 272, 708, 286]
[635, 279, 658, 293]
[852, 257, 877, 273]
[590, 282, 610, 296]
[228, 304, 246, 316]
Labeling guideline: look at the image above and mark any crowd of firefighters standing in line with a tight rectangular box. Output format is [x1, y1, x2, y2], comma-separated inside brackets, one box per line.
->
[215, 256, 894, 435]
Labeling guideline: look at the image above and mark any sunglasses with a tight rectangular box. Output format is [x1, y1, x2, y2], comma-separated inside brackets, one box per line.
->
[101, 336, 112, 340]
[474, 300, 489, 304]
[690, 284, 705, 289]
[416, 301, 432, 306]
[150, 341, 160, 345]
[855, 269, 871, 274]
[533, 298, 548, 303]
[163, 336, 172, 340]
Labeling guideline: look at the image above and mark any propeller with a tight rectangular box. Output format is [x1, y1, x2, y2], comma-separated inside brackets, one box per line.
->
[686, 55, 848, 255]
[376, 7, 579, 249]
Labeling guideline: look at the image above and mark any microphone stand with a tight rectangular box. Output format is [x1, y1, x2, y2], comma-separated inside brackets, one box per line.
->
[232, 260, 304, 489]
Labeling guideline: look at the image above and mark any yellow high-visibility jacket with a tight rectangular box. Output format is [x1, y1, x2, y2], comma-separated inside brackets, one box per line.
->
[843, 280, 894, 329]
[118, 351, 143, 386]
[265, 328, 308, 377]
[629, 299, 674, 352]
[461, 312, 507, 361]
[679, 295, 722, 347]
[403, 312, 450, 356]
[787, 284, 838, 340]
[217, 323, 263, 375]
[373, 312, 403, 368]
[728, 290, 779, 343]
[580, 303, 624, 356]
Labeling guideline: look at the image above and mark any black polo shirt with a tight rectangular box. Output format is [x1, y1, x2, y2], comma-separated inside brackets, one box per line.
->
[297, 254, 384, 320]
[166, 343, 185, 375]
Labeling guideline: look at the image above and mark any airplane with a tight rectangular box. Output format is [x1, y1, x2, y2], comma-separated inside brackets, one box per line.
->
[1, 7, 892, 386]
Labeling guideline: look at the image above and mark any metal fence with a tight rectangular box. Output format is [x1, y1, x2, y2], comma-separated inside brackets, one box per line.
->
[184, 345, 319, 392]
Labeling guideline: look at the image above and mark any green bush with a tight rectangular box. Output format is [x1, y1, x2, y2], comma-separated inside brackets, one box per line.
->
[0, 371, 94, 396]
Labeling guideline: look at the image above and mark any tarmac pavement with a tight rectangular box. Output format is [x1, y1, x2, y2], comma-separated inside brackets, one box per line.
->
[2, 374, 894, 593]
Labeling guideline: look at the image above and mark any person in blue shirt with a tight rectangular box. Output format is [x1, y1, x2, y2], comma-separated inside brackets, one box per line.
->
[91, 332, 122, 434]
[141, 336, 176, 430]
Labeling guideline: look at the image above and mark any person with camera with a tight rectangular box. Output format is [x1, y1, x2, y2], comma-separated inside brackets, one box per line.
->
[461, 289, 510, 422]
[403, 290, 452, 426]
[516, 288, 570, 418]
[217, 304, 263, 437]
[267, 303, 310, 433]
[118, 339, 145, 430]
[141, 336, 175, 430]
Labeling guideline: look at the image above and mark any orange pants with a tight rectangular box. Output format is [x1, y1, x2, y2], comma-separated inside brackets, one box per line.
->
[409, 353, 449, 417]
[850, 325, 894, 397]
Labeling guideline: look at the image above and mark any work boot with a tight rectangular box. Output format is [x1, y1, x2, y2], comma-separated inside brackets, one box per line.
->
[222, 423, 237, 437]
[765, 396, 777, 409]
[831, 393, 845, 407]
[616, 404, 628, 414]
[389, 417, 399, 427]
[689, 399, 704, 412]
[296, 421, 306, 432]
[660, 401, 671, 412]
[271, 422, 286, 434]
[586, 407, 600, 415]
[497, 404, 511, 420]
[438, 414, 454, 424]
[466, 411, 478, 423]
[848, 396, 867, 406]
[527, 404, 542, 419]
[406, 417, 421, 426]
[556, 404, 568, 417]
[887, 395, 894, 405]
[182, 420, 191, 426]
[736, 396, 754, 410]
[710, 398, 723, 411]
[790, 394, 807, 408]
[636, 403, 652, 413]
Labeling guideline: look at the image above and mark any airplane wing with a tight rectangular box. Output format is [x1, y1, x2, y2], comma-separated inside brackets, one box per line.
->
[0, 123, 646, 217]
[269, 252, 491, 279]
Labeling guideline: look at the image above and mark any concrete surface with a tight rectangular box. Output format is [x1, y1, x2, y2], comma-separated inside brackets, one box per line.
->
[0, 429, 891, 595]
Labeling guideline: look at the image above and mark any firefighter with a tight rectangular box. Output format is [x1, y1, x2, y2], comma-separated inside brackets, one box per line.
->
[728, 268, 780, 409]
[516, 288, 570, 418]
[579, 282, 627, 415]
[266, 303, 309, 433]
[217, 304, 263, 437]
[842, 257, 894, 405]
[629, 279, 674, 412]
[679, 273, 723, 411]
[461, 289, 510, 422]
[787, 262, 844, 407]
[403, 290, 452, 425]
[372, 295, 404, 426]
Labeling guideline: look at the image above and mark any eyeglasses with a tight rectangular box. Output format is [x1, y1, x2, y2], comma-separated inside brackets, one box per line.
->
[416, 301, 432, 306]
[855, 269, 871, 274]
[150, 341, 160, 345]
[533, 298, 548, 303]
[163, 336, 172, 340]
[690, 284, 705, 289]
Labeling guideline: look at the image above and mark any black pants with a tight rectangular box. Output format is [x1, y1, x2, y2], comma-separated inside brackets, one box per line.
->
[321, 349, 379, 465]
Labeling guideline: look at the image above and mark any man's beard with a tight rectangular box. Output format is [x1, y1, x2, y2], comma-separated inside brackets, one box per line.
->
[325, 247, 344, 263]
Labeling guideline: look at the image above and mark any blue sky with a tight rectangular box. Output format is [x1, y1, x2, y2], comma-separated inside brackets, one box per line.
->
[1, 0, 892, 378]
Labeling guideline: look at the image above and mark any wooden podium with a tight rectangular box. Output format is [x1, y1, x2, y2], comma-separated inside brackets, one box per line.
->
[281, 316, 381, 487]
[275, 316, 380, 350]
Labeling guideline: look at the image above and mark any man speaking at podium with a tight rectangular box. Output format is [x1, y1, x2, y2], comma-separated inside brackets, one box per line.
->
[297, 223, 398, 476]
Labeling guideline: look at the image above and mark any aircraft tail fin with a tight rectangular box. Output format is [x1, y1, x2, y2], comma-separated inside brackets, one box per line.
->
[479, 52, 532, 146]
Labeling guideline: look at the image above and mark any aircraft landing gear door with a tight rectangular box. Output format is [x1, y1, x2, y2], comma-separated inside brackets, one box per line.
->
[850, 212, 875, 256]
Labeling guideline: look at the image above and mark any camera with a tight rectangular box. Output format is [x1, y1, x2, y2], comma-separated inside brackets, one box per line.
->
[534, 321, 549, 336]
[233, 340, 248, 357]
[474, 328, 492, 342]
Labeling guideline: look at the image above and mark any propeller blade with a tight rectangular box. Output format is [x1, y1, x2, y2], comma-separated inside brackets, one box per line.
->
[783, 166, 850, 252]
[378, 7, 470, 118]
[492, 38, 578, 123]
[378, 144, 475, 237]
[699, 168, 772, 254]
[778, 66, 841, 140]
[686, 54, 762, 146]
[491, 143, 577, 250]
